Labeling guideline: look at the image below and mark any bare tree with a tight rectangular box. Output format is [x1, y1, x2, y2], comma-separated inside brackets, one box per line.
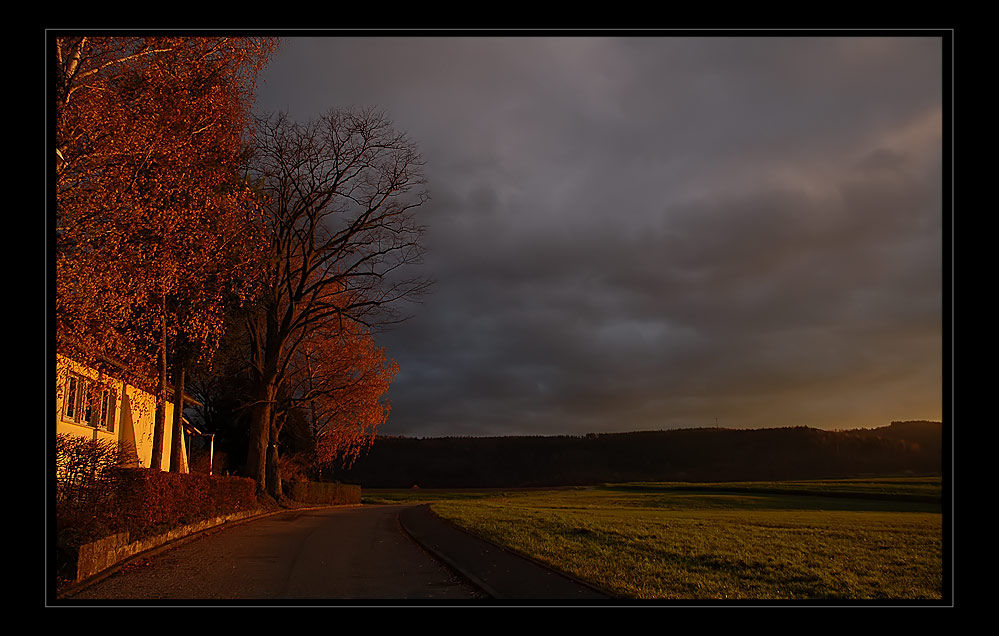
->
[243, 107, 430, 497]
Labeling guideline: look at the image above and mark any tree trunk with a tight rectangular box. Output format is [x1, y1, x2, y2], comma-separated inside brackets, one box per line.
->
[246, 382, 274, 495]
[246, 308, 283, 496]
[150, 291, 168, 470]
[169, 361, 185, 472]
[266, 414, 283, 499]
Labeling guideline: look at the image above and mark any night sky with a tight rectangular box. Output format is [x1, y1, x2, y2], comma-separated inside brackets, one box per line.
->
[252, 35, 945, 438]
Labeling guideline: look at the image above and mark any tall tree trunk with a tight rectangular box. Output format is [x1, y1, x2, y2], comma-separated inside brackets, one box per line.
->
[246, 382, 274, 495]
[150, 290, 168, 470]
[169, 361, 186, 472]
[266, 413, 284, 499]
[246, 308, 282, 495]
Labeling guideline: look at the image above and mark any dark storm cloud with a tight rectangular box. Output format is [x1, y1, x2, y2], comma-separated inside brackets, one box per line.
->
[254, 35, 944, 436]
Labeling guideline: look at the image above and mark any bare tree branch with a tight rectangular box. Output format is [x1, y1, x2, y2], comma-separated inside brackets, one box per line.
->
[240, 107, 431, 495]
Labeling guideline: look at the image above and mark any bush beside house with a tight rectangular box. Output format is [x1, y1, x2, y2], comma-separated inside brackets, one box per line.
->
[57, 434, 258, 538]
[55, 434, 363, 587]
[56, 433, 259, 583]
[109, 468, 259, 537]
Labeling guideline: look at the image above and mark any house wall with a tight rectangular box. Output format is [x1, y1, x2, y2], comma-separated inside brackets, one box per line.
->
[56, 354, 183, 471]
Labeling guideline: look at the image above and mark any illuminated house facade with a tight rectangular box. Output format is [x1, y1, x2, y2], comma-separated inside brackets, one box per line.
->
[55, 353, 193, 472]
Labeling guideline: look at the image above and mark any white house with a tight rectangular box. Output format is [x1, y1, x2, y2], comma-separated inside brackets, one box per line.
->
[56, 353, 197, 472]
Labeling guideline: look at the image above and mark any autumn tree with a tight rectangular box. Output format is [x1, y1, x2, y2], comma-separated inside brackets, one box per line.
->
[279, 314, 398, 480]
[243, 107, 429, 497]
[55, 36, 275, 469]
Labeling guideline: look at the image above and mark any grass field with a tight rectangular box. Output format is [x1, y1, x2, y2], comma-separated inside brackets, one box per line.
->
[365, 477, 945, 601]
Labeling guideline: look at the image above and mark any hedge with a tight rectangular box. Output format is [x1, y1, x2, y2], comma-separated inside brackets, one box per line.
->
[285, 480, 361, 506]
[111, 468, 258, 539]
[57, 467, 259, 548]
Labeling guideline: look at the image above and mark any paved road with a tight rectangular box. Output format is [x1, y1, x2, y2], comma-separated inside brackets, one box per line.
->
[67, 505, 485, 601]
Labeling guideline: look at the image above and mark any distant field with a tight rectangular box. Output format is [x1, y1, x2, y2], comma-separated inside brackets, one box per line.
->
[368, 478, 944, 601]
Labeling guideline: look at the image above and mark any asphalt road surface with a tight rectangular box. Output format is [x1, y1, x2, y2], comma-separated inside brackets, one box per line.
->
[66, 505, 486, 602]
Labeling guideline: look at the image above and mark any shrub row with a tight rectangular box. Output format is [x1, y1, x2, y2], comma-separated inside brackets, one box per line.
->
[111, 468, 259, 539]
[57, 467, 259, 549]
[285, 480, 361, 506]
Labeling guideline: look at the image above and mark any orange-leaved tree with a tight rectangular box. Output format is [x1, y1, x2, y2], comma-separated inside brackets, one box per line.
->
[279, 313, 399, 481]
[54, 36, 276, 469]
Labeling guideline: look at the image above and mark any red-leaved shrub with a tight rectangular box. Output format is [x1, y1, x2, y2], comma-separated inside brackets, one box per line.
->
[56, 435, 259, 548]
[110, 468, 257, 539]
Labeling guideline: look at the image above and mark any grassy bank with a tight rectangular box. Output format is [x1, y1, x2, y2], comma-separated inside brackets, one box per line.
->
[377, 478, 945, 601]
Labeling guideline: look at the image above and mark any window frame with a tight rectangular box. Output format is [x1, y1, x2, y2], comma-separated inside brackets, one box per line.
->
[61, 372, 116, 432]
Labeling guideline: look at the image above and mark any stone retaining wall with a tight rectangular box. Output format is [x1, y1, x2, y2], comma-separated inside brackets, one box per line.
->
[74, 509, 262, 582]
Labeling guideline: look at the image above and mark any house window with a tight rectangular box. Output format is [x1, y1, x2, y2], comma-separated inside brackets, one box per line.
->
[62, 373, 116, 432]
[63, 375, 80, 420]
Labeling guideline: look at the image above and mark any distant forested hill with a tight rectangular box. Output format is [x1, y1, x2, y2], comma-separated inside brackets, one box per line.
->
[324, 421, 943, 488]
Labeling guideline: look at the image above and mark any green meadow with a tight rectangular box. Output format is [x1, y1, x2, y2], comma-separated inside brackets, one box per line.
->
[366, 477, 944, 601]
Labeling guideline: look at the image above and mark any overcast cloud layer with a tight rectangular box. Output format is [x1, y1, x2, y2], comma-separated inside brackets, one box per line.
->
[253, 35, 945, 437]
